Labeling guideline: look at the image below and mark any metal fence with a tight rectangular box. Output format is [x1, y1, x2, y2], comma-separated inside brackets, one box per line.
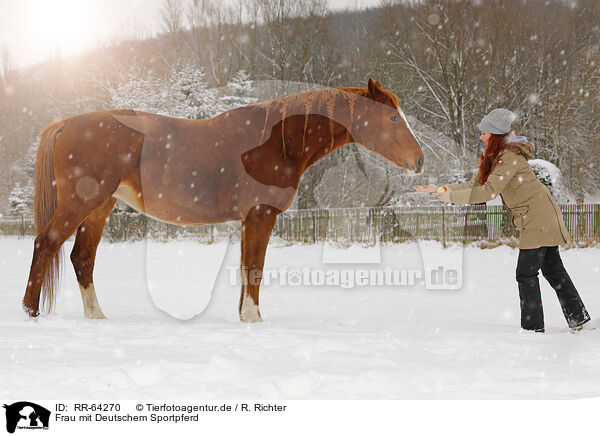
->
[2, 203, 599, 245]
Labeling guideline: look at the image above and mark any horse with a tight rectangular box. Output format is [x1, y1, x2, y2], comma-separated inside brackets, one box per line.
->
[22, 78, 424, 322]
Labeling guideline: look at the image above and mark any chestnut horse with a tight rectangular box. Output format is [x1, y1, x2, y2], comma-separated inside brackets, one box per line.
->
[22, 78, 424, 322]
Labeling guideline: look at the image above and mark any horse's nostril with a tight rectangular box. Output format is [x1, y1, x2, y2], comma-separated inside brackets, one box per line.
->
[417, 156, 423, 171]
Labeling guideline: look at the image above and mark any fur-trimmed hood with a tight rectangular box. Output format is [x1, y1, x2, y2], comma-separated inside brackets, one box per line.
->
[504, 131, 535, 159]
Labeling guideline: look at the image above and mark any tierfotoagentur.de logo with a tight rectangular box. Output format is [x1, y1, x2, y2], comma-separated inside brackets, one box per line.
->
[3, 402, 50, 434]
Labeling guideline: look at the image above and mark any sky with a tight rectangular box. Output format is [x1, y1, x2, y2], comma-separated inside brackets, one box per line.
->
[0, 0, 383, 68]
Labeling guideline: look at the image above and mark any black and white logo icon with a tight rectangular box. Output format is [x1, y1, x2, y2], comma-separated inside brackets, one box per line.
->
[3, 402, 50, 434]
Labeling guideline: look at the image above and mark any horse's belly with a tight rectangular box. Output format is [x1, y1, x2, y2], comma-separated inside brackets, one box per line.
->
[113, 184, 145, 213]
[113, 183, 238, 225]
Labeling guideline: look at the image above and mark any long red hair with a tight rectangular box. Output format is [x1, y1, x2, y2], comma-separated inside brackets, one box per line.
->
[478, 132, 509, 185]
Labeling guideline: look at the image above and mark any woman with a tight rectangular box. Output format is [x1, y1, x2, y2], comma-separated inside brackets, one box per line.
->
[414, 108, 593, 333]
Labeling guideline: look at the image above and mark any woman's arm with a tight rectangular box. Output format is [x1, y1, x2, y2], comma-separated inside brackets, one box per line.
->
[445, 170, 480, 191]
[448, 151, 518, 204]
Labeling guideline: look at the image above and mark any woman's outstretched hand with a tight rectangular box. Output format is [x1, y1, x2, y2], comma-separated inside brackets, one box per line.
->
[414, 184, 452, 202]
[413, 184, 438, 193]
[431, 188, 451, 202]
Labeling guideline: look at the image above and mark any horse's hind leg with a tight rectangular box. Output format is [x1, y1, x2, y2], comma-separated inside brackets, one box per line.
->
[23, 207, 91, 316]
[70, 198, 116, 319]
[239, 205, 278, 323]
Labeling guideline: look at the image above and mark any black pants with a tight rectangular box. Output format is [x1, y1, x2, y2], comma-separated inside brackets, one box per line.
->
[516, 245, 590, 331]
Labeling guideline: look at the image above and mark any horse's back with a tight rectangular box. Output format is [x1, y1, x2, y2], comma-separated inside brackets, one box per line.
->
[51, 107, 296, 225]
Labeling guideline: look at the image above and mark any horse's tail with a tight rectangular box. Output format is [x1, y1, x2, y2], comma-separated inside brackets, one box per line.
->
[34, 118, 65, 312]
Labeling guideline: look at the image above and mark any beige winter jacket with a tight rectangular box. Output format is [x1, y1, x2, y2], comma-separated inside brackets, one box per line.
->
[446, 132, 571, 249]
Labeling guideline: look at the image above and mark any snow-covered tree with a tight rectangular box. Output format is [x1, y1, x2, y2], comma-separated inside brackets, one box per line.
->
[167, 64, 222, 119]
[314, 152, 392, 208]
[220, 70, 257, 110]
[446, 171, 470, 185]
[8, 140, 36, 215]
[109, 69, 165, 115]
[110, 64, 224, 120]
[529, 159, 570, 203]
[8, 181, 32, 214]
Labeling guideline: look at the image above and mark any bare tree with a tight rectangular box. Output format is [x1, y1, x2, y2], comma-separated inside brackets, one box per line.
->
[0, 45, 15, 91]
[252, 0, 332, 84]
[187, 0, 242, 85]
[389, 0, 487, 160]
[161, 0, 186, 62]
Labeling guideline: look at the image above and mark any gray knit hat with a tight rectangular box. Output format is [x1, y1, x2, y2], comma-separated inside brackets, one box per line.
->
[478, 108, 517, 135]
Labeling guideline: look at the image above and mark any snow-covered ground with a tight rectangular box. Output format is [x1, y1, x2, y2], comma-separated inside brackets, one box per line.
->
[1, 236, 599, 399]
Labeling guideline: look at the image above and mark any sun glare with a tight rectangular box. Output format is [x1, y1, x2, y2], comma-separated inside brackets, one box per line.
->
[28, 0, 95, 60]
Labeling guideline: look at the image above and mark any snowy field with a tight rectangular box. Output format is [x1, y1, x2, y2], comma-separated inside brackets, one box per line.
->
[1, 236, 599, 400]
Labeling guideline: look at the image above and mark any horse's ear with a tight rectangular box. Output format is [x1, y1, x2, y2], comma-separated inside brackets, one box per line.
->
[367, 78, 385, 101]
[367, 78, 375, 94]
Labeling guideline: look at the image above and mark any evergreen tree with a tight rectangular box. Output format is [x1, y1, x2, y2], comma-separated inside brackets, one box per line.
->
[8, 140, 36, 215]
[220, 70, 257, 110]
[109, 69, 164, 114]
[167, 64, 222, 119]
[8, 181, 31, 214]
[110, 64, 224, 120]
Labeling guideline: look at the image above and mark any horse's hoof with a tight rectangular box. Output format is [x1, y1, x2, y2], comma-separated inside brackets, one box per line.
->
[239, 305, 263, 323]
[239, 293, 263, 323]
[22, 301, 39, 318]
[240, 313, 263, 323]
[85, 312, 108, 320]
[239, 304, 263, 322]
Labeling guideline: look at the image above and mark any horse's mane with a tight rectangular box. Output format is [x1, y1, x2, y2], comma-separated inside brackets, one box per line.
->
[336, 85, 401, 109]
[252, 86, 400, 158]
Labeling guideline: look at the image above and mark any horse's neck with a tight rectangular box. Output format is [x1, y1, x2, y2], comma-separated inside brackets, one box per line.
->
[299, 120, 352, 170]
[281, 89, 356, 169]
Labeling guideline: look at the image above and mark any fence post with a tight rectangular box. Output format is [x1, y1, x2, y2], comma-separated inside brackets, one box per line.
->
[442, 205, 446, 248]
[415, 210, 419, 239]
[596, 204, 600, 242]
[21, 214, 25, 239]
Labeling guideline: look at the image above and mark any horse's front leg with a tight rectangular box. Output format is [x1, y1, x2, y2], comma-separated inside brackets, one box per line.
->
[239, 205, 278, 323]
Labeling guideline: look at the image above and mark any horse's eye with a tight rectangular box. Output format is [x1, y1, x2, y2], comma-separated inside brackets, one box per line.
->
[390, 115, 399, 122]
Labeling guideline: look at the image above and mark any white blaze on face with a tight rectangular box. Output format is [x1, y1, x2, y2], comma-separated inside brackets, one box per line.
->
[398, 108, 418, 142]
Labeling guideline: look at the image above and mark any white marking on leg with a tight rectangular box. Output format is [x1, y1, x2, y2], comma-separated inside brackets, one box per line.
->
[240, 292, 262, 323]
[79, 283, 107, 319]
[239, 268, 263, 323]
